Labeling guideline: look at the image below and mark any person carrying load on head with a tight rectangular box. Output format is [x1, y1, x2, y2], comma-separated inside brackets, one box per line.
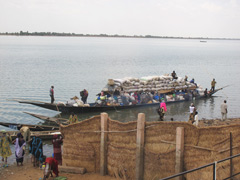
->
[210, 78, 217, 92]
[52, 135, 63, 165]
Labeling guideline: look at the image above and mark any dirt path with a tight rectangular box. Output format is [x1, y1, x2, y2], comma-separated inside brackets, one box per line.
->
[0, 159, 115, 180]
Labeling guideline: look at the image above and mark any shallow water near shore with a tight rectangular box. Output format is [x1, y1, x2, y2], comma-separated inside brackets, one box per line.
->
[0, 36, 240, 129]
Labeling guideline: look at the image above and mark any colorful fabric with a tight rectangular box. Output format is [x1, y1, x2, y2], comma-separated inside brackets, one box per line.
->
[29, 136, 44, 163]
[45, 157, 59, 176]
[0, 135, 12, 158]
[160, 102, 167, 112]
[68, 115, 78, 124]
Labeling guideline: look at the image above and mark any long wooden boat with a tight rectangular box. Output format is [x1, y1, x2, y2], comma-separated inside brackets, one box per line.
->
[13, 88, 223, 114]
[0, 121, 59, 131]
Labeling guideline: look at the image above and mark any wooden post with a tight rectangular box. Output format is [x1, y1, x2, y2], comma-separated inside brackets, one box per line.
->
[100, 113, 108, 175]
[175, 127, 184, 180]
[230, 132, 233, 180]
[136, 113, 145, 180]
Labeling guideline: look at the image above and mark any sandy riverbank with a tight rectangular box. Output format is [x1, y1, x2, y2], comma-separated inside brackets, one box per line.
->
[0, 156, 115, 180]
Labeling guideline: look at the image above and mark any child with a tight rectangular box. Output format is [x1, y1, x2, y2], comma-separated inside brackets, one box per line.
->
[0, 130, 12, 167]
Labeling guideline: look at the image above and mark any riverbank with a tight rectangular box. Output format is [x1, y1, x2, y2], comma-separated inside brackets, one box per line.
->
[0, 156, 115, 180]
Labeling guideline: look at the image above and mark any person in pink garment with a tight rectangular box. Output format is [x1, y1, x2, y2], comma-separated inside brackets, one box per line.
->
[158, 99, 167, 121]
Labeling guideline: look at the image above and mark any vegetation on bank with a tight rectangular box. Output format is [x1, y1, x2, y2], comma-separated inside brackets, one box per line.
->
[0, 31, 239, 40]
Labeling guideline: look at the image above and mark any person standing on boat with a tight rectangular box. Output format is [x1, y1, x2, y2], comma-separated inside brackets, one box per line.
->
[49, 86, 54, 104]
[221, 100, 228, 120]
[171, 71, 178, 79]
[0, 130, 12, 167]
[80, 89, 88, 104]
[52, 135, 63, 165]
[210, 78, 217, 92]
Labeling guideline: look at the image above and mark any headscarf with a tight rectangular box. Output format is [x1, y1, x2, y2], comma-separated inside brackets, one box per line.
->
[17, 132, 23, 138]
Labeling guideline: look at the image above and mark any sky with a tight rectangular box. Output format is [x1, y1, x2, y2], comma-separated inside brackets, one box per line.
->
[0, 0, 240, 38]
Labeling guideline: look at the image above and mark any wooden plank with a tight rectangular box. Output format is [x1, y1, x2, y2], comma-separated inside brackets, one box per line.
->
[136, 113, 145, 180]
[59, 166, 86, 174]
[100, 113, 108, 175]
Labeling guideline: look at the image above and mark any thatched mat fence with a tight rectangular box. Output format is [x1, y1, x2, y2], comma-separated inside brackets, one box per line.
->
[60, 113, 240, 180]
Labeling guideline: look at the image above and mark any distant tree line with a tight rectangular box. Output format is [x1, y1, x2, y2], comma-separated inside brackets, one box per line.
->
[0, 31, 239, 40]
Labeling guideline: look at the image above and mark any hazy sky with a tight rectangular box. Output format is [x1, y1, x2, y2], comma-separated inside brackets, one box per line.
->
[0, 0, 240, 38]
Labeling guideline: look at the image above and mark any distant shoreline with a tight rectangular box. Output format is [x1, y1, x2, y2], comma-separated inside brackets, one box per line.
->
[0, 31, 239, 41]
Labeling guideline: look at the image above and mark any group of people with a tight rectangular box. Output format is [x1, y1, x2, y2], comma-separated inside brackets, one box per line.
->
[49, 85, 89, 105]
[0, 127, 63, 179]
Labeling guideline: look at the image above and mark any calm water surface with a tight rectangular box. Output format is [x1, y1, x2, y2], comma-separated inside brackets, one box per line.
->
[0, 36, 240, 130]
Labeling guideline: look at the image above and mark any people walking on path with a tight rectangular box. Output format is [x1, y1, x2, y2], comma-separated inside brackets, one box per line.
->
[0, 130, 12, 167]
[221, 100, 228, 120]
[211, 78, 217, 92]
[49, 86, 54, 104]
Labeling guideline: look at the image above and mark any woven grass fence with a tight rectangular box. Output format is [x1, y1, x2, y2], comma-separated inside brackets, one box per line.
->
[61, 114, 240, 180]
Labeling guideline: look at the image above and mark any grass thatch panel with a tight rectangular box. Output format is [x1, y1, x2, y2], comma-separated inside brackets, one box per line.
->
[184, 166, 213, 180]
[108, 118, 137, 146]
[60, 116, 101, 172]
[184, 146, 214, 170]
[107, 143, 136, 180]
[108, 118, 137, 131]
[60, 115, 101, 135]
[146, 121, 199, 145]
[144, 148, 176, 180]
[197, 125, 240, 148]
[145, 142, 175, 154]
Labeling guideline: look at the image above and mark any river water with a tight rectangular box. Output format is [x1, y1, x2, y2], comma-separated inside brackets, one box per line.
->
[0, 36, 240, 130]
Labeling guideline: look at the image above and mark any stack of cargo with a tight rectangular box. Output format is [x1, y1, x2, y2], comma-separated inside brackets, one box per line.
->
[103, 75, 204, 95]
